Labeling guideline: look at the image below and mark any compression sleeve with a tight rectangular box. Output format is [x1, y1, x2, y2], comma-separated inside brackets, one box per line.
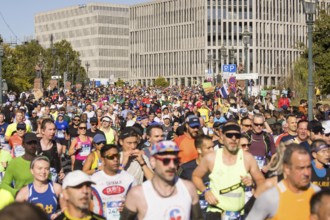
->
[246, 187, 279, 220]
[119, 207, 138, 220]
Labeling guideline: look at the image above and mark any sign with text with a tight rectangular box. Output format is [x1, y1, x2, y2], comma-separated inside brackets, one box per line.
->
[222, 64, 237, 79]
[235, 73, 258, 80]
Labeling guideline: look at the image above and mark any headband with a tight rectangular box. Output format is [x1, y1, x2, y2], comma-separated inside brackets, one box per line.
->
[313, 144, 329, 153]
[222, 124, 241, 134]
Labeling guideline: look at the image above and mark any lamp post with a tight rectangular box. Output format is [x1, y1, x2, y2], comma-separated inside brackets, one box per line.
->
[302, 0, 317, 121]
[220, 45, 227, 84]
[207, 52, 214, 85]
[85, 61, 90, 88]
[241, 27, 252, 99]
[77, 59, 81, 83]
[65, 52, 69, 84]
[0, 44, 3, 105]
[38, 53, 44, 89]
[229, 47, 236, 64]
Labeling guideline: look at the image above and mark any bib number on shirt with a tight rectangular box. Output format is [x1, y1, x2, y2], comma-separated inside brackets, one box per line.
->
[222, 211, 242, 220]
[254, 156, 266, 170]
[105, 201, 121, 220]
[14, 145, 25, 157]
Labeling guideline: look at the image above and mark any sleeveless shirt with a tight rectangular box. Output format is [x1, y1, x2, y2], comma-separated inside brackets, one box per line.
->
[208, 148, 247, 212]
[311, 160, 330, 189]
[75, 136, 92, 161]
[28, 181, 58, 218]
[142, 178, 192, 220]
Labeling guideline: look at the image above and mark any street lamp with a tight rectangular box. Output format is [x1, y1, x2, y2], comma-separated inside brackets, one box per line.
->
[207, 51, 214, 85]
[220, 45, 227, 84]
[85, 62, 90, 88]
[229, 47, 236, 64]
[240, 27, 252, 98]
[302, 0, 318, 121]
[77, 59, 81, 83]
[65, 52, 69, 83]
[0, 44, 3, 105]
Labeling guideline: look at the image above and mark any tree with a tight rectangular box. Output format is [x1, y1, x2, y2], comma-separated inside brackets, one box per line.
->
[154, 76, 169, 87]
[293, 10, 330, 97]
[1, 39, 83, 93]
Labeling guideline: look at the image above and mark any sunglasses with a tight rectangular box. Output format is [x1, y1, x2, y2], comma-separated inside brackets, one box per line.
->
[241, 143, 251, 148]
[96, 141, 106, 145]
[253, 123, 264, 127]
[102, 120, 111, 123]
[91, 123, 97, 126]
[79, 127, 87, 130]
[243, 124, 252, 127]
[325, 133, 330, 137]
[154, 156, 180, 166]
[104, 154, 120, 160]
[190, 125, 200, 129]
[73, 119, 80, 122]
[17, 128, 26, 131]
[225, 133, 242, 139]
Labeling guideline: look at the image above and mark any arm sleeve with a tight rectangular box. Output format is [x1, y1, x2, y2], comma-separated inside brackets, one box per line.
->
[246, 187, 279, 220]
[0, 161, 17, 197]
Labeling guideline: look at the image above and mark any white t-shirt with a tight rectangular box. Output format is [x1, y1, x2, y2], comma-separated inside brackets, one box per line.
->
[91, 170, 136, 220]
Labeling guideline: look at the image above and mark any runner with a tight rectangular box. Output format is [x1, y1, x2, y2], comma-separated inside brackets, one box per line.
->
[16, 156, 62, 219]
[121, 141, 203, 220]
[246, 144, 320, 220]
[193, 122, 265, 219]
[91, 144, 136, 220]
[82, 134, 106, 175]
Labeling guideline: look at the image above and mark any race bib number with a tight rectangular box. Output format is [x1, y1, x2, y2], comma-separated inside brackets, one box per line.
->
[222, 211, 242, 220]
[80, 144, 91, 157]
[57, 130, 65, 139]
[105, 201, 121, 220]
[254, 156, 266, 170]
[14, 145, 25, 157]
[50, 167, 58, 182]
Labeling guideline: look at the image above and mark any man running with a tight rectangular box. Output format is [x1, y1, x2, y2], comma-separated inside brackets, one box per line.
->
[121, 141, 203, 220]
[91, 144, 136, 220]
[193, 122, 264, 219]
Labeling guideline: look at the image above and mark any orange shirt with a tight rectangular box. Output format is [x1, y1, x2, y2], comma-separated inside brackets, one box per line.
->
[174, 133, 198, 164]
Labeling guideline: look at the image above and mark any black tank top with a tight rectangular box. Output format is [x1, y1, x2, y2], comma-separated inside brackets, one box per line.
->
[37, 140, 61, 173]
[311, 163, 330, 189]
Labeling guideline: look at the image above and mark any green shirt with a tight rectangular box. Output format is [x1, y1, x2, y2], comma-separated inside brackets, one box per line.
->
[0, 156, 33, 197]
[0, 150, 12, 172]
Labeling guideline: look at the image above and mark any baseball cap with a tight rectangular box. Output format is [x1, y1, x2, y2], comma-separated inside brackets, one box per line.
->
[156, 109, 161, 113]
[62, 170, 95, 189]
[150, 141, 180, 156]
[50, 105, 56, 109]
[90, 117, 98, 123]
[215, 110, 221, 115]
[322, 120, 330, 134]
[163, 115, 170, 120]
[213, 121, 224, 129]
[23, 133, 38, 143]
[17, 123, 26, 130]
[93, 134, 106, 144]
[185, 115, 200, 128]
[119, 127, 138, 139]
[126, 120, 135, 127]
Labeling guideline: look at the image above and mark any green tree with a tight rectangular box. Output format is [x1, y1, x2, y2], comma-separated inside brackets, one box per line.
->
[293, 10, 330, 97]
[154, 76, 169, 87]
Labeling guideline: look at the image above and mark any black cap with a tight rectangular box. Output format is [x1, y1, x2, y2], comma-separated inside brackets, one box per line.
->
[119, 127, 138, 140]
[23, 133, 38, 143]
[215, 110, 221, 115]
[17, 123, 26, 130]
[308, 120, 324, 133]
[90, 117, 98, 123]
[213, 121, 224, 129]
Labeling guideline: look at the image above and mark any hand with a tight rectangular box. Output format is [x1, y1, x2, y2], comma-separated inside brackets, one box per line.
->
[58, 169, 65, 180]
[204, 190, 218, 205]
[241, 175, 253, 187]
[131, 149, 144, 164]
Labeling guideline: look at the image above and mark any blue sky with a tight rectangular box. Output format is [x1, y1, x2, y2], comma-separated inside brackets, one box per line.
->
[0, 0, 150, 44]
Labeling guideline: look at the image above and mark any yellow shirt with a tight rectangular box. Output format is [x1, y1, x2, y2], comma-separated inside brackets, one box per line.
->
[5, 123, 32, 138]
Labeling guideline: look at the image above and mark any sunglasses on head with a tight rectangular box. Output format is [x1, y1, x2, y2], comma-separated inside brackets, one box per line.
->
[104, 154, 120, 160]
[154, 156, 180, 166]
[79, 127, 87, 130]
[225, 133, 242, 139]
[253, 123, 264, 127]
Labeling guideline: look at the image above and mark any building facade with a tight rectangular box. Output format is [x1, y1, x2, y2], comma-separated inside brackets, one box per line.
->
[130, 0, 308, 87]
[35, 3, 130, 81]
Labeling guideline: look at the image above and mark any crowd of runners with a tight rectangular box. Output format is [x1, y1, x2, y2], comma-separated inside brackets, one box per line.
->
[0, 84, 329, 220]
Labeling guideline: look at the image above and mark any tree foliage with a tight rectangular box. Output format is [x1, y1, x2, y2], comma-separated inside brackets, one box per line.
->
[293, 10, 330, 97]
[1, 39, 85, 93]
[154, 76, 169, 87]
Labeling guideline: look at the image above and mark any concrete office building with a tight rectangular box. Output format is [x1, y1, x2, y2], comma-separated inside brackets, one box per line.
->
[130, 0, 308, 87]
[35, 3, 130, 81]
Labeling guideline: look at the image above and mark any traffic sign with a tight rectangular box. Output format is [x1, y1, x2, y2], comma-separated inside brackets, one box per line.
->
[222, 64, 237, 73]
[235, 73, 258, 80]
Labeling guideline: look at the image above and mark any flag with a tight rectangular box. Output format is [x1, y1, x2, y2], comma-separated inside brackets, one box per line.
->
[220, 84, 229, 99]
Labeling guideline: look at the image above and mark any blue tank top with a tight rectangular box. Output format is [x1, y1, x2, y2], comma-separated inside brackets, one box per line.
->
[28, 181, 58, 218]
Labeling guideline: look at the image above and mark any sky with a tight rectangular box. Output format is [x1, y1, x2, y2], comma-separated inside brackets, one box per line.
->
[0, 0, 151, 44]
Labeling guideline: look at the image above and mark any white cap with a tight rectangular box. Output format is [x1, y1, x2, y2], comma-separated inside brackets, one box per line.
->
[163, 115, 170, 120]
[50, 105, 56, 109]
[62, 170, 95, 189]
